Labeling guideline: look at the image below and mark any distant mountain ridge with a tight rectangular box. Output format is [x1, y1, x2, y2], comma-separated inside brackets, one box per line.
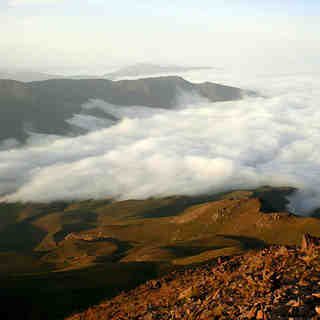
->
[0, 76, 248, 143]
[0, 70, 64, 82]
[0, 64, 214, 82]
[104, 63, 214, 79]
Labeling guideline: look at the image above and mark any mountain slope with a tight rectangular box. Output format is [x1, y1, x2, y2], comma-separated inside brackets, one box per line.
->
[0, 76, 246, 143]
[67, 239, 320, 320]
[0, 187, 316, 271]
[2, 187, 317, 319]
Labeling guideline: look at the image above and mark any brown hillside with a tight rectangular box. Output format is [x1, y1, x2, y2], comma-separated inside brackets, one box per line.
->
[2, 187, 320, 319]
[67, 235, 320, 320]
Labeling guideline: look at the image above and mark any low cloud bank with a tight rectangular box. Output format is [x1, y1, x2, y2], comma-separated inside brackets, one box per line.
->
[0, 70, 319, 215]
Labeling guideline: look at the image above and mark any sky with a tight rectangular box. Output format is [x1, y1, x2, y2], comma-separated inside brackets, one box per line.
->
[1, 0, 320, 74]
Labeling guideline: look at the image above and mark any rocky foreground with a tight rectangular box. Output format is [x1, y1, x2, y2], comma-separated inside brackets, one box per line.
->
[67, 234, 320, 320]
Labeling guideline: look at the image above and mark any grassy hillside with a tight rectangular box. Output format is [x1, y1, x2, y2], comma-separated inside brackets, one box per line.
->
[1, 186, 320, 319]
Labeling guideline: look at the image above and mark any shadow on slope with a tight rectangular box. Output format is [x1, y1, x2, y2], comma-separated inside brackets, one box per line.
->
[216, 234, 266, 250]
[92, 238, 133, 262]
[0, 261, 160, 320]
[252, 186, 297, 213]
[0, 222, 47, 251]
[53, 210, 98, 243]
[162, 244, 229, 258]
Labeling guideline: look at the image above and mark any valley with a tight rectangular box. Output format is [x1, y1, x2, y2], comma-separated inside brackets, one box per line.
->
[1, 186, 320, 319]
[2, 0, 320, 318]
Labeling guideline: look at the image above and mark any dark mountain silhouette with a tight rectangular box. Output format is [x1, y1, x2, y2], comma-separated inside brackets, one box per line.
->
[0, 76, 247, 143]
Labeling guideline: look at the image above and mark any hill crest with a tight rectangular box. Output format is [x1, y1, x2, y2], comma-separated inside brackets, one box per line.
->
[0, 76, 245, 143]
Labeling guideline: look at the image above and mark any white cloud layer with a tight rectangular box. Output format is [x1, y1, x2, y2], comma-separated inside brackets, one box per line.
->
[0, 69, 320, 215]
[8, 0, 63, 6]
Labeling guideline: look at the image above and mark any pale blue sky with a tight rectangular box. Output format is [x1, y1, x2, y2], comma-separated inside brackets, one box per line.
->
[1, 0, 319, 73]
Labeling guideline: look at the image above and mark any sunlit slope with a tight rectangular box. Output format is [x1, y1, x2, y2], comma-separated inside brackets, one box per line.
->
[1, 186, 320, 272]
[2, 186, 320, 319]
[67, 241, 320, 320]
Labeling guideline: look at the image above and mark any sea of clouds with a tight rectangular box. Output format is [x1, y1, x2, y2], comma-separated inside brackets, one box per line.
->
[0, 69, 320, 215]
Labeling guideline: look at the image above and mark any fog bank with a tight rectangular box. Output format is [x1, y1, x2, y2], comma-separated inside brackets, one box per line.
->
[0, 70, 319, 215]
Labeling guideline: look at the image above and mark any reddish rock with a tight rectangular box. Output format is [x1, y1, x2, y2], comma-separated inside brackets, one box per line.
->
[301, 233, 320, 254]
[66, 238, 320, 320]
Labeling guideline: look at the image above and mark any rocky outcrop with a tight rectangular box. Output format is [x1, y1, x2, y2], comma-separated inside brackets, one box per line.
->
[172, 198, 260, 224]
[64, 232, 108, 242]
[301, 233, 320, 254]
[67, 235, 320, 320]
